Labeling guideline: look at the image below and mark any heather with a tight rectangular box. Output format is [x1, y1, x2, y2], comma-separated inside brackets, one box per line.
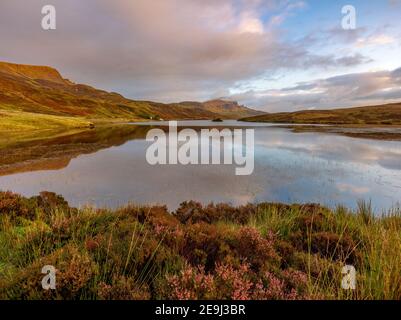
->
[0, 192, 399, 300]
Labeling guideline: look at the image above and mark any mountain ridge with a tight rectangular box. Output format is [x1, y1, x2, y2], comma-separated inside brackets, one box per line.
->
[0, 61, 262, 126]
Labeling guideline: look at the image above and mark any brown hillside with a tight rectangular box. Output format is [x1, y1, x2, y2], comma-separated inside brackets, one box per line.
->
[0, 61, 260, 121]
[241, 103, 401, 125]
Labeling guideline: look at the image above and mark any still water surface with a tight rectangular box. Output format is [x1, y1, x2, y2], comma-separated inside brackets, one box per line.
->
[0, 121, 400, 211]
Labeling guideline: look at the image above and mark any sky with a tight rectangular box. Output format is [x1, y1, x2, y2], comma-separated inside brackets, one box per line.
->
[0, 0, 401, 112]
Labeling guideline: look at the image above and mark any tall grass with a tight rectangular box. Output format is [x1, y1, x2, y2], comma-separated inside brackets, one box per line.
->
[249, 201, 401, 299]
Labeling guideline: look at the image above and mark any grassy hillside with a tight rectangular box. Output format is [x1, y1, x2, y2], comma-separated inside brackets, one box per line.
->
[0, 191, 399, 300]
[0, 61, 261, 132]
[241, 103, 401, 125]
[0, 110, 93, 133]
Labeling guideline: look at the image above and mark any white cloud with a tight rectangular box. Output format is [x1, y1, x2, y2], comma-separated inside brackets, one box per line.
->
[230, 67, 401, 111]
[238, 12, 264, 34]
[356, 34, 396, 47]
[268, 1, 306, 27]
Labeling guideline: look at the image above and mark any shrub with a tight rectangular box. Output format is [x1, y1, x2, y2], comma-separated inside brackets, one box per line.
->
[231, 227, 280, 271]
[163, 262, 309, 300]
[97, 276, 150, 300]
[0, 191, 34, 219]
[35, 191, 71, 216]
[182, 223, 233, 270]
[0, 245, 97, 300]
[175, 201, 257, 225]
[310, 232, 360, 264]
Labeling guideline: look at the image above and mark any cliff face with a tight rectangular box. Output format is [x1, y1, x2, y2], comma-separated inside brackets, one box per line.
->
[202, 99, 263, 118]
[0, 61, 262, 120]
[0, 61, 66, 84]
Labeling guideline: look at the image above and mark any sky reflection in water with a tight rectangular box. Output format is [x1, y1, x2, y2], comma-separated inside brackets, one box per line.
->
[0, 121, 400, 212]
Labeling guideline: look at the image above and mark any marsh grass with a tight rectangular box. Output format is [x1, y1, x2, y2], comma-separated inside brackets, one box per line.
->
[0, 192, 399, 300]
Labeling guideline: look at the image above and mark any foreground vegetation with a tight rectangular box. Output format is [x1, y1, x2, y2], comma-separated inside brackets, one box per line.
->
[0, 191, 400, 300]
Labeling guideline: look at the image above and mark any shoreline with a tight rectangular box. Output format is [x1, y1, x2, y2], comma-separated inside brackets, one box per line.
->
[280, 124, 401, 141]
[3, 117, 401, 142]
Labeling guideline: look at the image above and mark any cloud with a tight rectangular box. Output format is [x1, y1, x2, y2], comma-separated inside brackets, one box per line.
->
[238, 12, 265, 34]
[268, 1, 306, 27]
[230, 67, 401, 111]
[356, 34, 396, 47]
[0, 0, 372, 103]
[325, 26, 397, 48]
[337, 183, 370, 195]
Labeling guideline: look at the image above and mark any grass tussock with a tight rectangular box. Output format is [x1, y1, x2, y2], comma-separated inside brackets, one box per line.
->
[0, 192, 399, 300]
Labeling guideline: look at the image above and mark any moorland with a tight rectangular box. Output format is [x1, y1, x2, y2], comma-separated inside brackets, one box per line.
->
[0, 191, 399, 300]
